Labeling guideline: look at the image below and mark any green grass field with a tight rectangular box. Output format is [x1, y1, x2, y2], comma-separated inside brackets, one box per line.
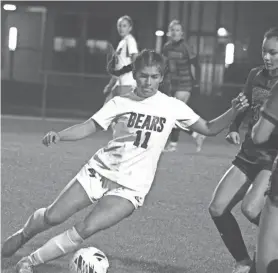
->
[1, 116, 257, 273]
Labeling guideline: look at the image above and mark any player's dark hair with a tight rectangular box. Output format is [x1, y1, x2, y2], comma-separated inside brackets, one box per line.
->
[264, 27, 278, 39]
[118, 15, 133, 28]
[133, 49, 165, 77]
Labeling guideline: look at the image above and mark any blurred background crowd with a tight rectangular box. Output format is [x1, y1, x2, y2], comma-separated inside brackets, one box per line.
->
[1, 1, 278, 119]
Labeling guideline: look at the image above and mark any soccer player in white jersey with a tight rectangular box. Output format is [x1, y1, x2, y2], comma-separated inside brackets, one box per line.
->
[2, 49, 248, 273]
[103, 15, 138, 102]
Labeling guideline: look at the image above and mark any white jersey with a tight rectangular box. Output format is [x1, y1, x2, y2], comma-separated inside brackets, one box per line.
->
[115, 34, 138, 87]
[89, 91, 200, 194]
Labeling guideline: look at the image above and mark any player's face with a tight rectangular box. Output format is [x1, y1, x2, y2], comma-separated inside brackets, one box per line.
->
[117, 19, 132, 38]
[169, 24, 183, 42]
[262, 37, 278, 71]
[135, 66, 163, 98]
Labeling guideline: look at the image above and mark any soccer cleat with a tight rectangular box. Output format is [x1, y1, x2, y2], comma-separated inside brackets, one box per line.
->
[16, 256, 34, 273]
[194, 133, 206, 152]
[163, 142, 177, 152]
[2, 228, 29, 257]
[232, 259, 252, 273]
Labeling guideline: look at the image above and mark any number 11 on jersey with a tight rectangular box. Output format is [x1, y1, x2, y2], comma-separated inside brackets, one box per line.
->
[133, 130, 151, 149]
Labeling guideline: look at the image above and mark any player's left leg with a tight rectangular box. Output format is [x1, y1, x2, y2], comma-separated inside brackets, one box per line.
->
[256, 164, 278, 273]
[241, 169, 272, 225]
[16, 193, 137, 272]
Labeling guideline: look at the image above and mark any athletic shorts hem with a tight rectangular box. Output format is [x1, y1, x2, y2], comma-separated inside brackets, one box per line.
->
[232, 156, 272, 181]
[75, 164, 145, 209]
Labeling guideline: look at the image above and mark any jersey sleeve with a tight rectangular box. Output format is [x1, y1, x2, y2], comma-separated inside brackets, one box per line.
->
[127, 35, 138, 55]
[174, 99, 200, 127]
[261, 81, 278, 125]
[91, 98, 120, 130]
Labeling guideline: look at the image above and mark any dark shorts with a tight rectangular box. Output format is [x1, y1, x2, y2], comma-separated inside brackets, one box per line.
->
[266, 157, 278, 205]
[232, 135, 277, 181]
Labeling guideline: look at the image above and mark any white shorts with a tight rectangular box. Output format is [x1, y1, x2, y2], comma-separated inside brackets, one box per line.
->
[75, 164, 145, 209]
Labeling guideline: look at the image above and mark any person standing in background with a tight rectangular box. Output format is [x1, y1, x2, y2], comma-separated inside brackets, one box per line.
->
[162, 20, 206, 152]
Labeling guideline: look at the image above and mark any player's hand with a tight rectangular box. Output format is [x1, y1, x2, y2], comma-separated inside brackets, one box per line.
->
[231, 92, 249, 114]
[226, 131, 241, 145]
[42, 131, 60, 147]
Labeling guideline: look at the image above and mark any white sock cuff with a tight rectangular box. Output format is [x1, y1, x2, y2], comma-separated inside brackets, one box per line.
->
[67, 227, 84, 245]
[30, 251, 44, 265]
[192, 132, 198, 138]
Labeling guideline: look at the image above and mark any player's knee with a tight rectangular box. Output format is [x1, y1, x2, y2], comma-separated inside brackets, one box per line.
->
[208, 202, 226, 217]
[44, 207, 66, 226]
[74, 222, 100, 240]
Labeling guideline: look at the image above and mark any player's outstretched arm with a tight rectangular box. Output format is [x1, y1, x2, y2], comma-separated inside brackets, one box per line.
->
[189, 93, 249, 136]
[42, 119, 101, 147]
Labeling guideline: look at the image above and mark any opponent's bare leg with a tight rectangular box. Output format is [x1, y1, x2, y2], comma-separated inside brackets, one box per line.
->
[209, 165, 252, 272]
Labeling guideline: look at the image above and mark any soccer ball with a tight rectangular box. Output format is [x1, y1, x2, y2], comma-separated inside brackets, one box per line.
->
[69, 247, 109, 273]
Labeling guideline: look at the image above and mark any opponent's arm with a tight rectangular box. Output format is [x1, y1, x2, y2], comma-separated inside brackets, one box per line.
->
[189, 93, 249, 136]
[185, 43, 200, 84]
[189, 56, 200, 85]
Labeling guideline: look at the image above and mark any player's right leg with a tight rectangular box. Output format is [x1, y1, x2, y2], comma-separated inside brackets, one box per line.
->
[208, 165, 252, 272]
[1, 177, 92, 257]
[241, 169, 271, 225]
[15, 176, 139, 272]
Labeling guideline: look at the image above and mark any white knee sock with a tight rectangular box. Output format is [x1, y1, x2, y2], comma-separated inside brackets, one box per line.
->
[30, 227, 84, 265]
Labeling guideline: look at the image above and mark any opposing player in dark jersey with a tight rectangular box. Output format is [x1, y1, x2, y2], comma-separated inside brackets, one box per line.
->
[208, 27, 278, 273]
[252, 82, 278, 273]
[162, 20, 206, 152]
